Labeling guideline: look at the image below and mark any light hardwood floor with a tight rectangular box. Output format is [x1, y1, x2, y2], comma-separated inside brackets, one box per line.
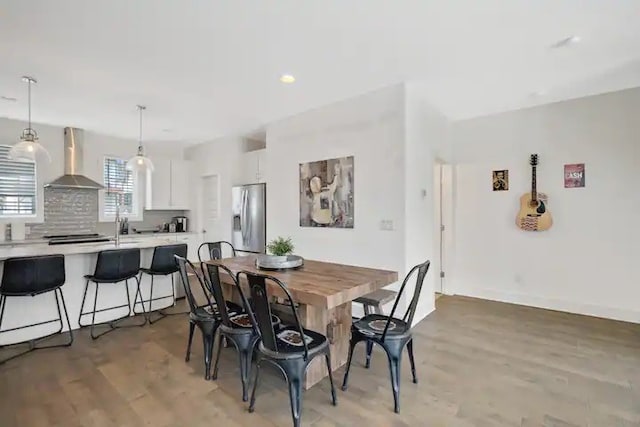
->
[0, 295, 639, 426]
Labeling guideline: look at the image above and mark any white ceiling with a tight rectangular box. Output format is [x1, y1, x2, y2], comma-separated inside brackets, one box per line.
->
[0, 0, 639, 143]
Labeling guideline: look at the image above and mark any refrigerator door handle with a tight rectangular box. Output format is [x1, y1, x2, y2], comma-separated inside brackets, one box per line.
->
[240, 189, 249, 245]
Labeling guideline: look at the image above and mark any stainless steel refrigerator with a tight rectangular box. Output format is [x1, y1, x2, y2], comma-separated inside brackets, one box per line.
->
[231, 183, 266, 253]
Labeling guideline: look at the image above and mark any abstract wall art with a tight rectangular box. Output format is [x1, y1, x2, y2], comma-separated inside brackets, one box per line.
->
[299, 156, 354, 228]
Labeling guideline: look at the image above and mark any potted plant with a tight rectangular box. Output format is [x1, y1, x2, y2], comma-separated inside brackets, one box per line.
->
[265, 236, 295, 262]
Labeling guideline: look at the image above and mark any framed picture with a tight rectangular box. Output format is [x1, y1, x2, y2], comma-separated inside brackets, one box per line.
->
[299, 156, 354, 228]
[564, 163, 585, 188]
[492, 169, 509, 191]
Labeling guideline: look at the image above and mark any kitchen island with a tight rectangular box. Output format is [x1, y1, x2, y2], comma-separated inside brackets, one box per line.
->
[0, 236, 184, 346]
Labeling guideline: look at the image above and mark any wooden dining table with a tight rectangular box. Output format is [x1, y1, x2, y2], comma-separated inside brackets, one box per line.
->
[206, 254, 398, 389]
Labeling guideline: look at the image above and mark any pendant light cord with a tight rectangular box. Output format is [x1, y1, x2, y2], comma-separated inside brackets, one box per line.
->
[27, 78, 32, 129]
[137, 105, 146, 153]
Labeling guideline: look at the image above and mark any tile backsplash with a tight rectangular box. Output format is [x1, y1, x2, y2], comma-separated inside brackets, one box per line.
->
[26, 187, 186, 239]
[28, 188, 97, 238]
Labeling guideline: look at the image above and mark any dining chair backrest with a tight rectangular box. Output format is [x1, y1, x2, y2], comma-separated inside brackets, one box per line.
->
[239, 270, 309, 360]
[382, 260, 431, 340]
[197, 241, 236, 263]
[205, 263, 254, 329]
[175, 255, 216, 316]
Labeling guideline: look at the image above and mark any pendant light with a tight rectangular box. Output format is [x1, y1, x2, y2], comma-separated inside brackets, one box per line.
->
[9, 76, 51, 163]
[126, 105, 154, 172]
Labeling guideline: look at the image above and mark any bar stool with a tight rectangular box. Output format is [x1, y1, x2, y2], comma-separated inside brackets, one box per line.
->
[0, 254, 73, 364]
[353, 288, 397, 368]
[78, 248, 146, 339]
[133, 243, 187, 323]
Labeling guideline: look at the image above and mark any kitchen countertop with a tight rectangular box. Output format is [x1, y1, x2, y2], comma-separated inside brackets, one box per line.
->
[0, 231, 199, 248]
[0, 236, 178, 261]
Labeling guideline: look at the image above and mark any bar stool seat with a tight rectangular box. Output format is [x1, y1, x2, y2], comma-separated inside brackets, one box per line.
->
[354, 289, 397, 315]
[0, 254, 73, 364]
[133, 243, 188, 324]
[78, 248, 146, 339]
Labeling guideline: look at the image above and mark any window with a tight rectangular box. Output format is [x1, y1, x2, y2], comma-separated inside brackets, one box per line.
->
[0, 145, 37, 217]
[103, 157, 136, 217]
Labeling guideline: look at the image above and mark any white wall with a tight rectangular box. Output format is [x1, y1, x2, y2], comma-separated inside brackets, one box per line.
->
[266, 85, 408, 316]
[404, 82, 451, 320]
[450, 87, 640, 323]
[184, 136, 245, 244]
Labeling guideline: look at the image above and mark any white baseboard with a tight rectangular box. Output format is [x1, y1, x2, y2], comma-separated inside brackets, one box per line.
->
[455, 287, 640, 324]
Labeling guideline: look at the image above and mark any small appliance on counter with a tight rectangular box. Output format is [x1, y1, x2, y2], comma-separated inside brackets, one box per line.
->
[172, 216, 188, 232]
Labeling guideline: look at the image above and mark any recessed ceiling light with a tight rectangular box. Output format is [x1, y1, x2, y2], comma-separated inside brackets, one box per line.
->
[551, 35, 581, 49]
[279, 74, 295, 84]
[0, 96, 17, 102]
[530, 89, 548, 97]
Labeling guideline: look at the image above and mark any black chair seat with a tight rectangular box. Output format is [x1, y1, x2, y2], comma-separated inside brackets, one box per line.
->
[353, 314, 411, 339]
[83, 273, 139, 283]
[226, 313, 281, 330]
[139, 267, 179, 275]
[267, 325, 328, 356]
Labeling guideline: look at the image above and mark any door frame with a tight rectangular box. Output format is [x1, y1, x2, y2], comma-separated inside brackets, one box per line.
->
[434, 159, 453, 295]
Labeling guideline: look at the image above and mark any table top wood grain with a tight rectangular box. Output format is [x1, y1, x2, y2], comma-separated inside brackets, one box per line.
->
[206, 255, 398, 309]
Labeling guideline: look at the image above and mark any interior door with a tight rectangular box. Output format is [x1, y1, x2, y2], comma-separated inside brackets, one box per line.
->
[201, 174, 220, 246]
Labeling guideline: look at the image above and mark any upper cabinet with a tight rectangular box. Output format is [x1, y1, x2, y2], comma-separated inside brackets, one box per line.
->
[240, 149, 266, 184]
[145, 158, 191, 210]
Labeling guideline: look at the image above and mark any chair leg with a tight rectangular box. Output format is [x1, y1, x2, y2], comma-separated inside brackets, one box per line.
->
[202, 329, 215, 380]
[90, 282, 100, 340]
[248, 359, 262, 413]
[407, 338, 417, 384]
[238, 348, 251, 402]
[287, 377, 302, 427]
[185, 320, 195, 362]
[384, 349, 402, 414]
[341, 339, 357, 391]
[77, 280, 90, 327]
[56, 289, 74, 346]
[365, 340, 373, 368]
[211, 330, 223, 379]
[132, 276, 147, 326]
[325, 353, 337, 406]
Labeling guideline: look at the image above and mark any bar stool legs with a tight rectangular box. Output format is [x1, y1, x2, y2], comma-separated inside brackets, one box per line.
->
[134, 272, 186, 324]
[0, 288, 74, 364]
[78, 276, 147, 340]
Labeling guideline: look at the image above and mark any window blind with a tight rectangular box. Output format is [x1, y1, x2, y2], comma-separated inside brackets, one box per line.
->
[0, 145, 36, 217]
[103, 157, 134, 216]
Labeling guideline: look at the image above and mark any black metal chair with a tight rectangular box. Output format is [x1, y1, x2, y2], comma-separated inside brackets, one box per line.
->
[205, 263, 281, 401]
[78, 248, 146, 339]
[133, 243, 188, 323]
[185, 240, 239, 358]
[175, 255, 243, 380]
[197, 241, 236, 264]
[0, 254, 73, 364]
[244, 271, 337, 427]
[341, 260, 430, 414]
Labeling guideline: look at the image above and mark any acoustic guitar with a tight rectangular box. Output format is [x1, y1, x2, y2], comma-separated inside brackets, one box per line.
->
[516, 154, 553, 231]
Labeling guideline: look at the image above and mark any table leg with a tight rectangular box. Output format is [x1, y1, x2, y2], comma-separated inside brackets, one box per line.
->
[298, 302, 352, 390]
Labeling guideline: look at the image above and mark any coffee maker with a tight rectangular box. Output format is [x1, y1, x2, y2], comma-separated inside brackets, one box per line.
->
[172, 216, 188, 232]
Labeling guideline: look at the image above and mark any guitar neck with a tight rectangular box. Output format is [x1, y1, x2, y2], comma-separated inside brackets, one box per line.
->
[531, 165, 537, 201]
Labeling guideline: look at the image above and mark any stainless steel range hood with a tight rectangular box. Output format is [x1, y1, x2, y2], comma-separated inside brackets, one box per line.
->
[44, 127, 105, 189]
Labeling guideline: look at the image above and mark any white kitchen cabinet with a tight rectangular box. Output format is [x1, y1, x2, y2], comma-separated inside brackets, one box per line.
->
[169, 160, 190, 209]
[241, 149, 266, 184]
[145, 158, 191, 210]
[174, 233, 202, 261]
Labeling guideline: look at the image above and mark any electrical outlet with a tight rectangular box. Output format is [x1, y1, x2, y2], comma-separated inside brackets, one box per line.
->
[379, 220, 394, 231]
